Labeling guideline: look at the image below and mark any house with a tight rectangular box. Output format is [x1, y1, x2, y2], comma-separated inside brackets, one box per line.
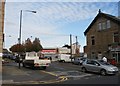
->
[0, 0, 5, 57]
[84, 10, 120, 63]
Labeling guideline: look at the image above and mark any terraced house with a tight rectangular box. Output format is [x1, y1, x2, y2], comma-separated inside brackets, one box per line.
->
[84, 10, 120, 64]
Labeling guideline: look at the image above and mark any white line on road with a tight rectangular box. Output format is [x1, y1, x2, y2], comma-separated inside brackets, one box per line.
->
[66, 74, 93, 78]
[2, 80, 14, 84]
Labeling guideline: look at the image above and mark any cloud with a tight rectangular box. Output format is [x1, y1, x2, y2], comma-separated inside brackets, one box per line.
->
[6, 0, 120, 2]
[32, 2, 118, 26]
[4, 2, 118, 51]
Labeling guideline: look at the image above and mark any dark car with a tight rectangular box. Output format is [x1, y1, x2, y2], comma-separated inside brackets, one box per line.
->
[2, 59, 9, 64]
[73, 57, 87, 65]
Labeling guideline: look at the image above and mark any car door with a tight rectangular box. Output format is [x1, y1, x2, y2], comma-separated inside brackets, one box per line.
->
[85, 60, 94, 71]
[85, 60, 100, 72]
[91, 61, 101, 72]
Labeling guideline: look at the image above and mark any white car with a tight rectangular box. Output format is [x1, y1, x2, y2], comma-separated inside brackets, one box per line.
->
[73, 57, 87, 65]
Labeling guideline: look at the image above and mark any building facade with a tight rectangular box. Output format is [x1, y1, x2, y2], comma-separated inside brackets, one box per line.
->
[0, 0, 5, 57]
[40, 44, 80, 61]
[84, 10, 120, 63]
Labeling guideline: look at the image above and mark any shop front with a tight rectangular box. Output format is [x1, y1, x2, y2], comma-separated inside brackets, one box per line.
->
[109, 45, 120, 64]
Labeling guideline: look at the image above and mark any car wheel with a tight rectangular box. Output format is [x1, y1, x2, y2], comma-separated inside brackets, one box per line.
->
[100, 69, 106, 76]
[82, 67, 86, 73]
[63, 60, 65, 62]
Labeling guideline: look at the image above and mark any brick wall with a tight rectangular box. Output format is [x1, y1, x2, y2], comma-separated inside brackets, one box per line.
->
[0, 1, 4, 57]
[85, 15, 120, 59]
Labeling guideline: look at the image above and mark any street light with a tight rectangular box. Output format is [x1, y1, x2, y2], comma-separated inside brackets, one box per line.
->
[18, 10, 36, 69]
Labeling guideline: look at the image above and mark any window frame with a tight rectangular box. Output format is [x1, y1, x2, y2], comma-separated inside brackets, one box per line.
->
[106, 20, 111, 29]
[113, 32, 119, 43]
[91, 36, 95, 45]
[98, 23, 102, 31]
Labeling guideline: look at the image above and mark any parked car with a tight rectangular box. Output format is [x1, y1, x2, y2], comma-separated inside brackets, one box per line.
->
[81, 59, 118, 76]
[2, 59, 9, 64]
[3, 53, 14, 59]
[73, 57, 87, 65]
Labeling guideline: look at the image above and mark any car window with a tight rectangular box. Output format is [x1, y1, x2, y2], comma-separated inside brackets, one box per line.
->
[86, 60, 99, 65]
[98, 60, 111, 65]
[92, 61, 100, 66]
[86, 60, 92, 64]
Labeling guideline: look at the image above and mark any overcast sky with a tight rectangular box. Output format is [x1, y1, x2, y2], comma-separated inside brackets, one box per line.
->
[4, 0, 119, 52]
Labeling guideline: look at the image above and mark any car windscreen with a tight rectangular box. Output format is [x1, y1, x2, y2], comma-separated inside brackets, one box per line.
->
[98, 60, 111, 65]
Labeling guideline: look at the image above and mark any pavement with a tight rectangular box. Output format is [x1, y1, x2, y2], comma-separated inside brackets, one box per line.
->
[2, 60, 67, 85]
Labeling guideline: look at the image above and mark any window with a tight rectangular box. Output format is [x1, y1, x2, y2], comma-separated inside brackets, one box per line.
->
[86, 60, 92, 64]
[107, 20, 110, 28]
[91, 52, 95, 58]
[102, 22, 106, 30]
[91, 36, 95, 45]
[113, 32, 119, 43]
[98, 23, 102, 30]
[98, 20, 110, 31]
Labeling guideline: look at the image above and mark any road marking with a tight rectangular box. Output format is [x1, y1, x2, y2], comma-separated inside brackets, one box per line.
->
[2, 80, 14, 84]
[41, 70, 58, 76]
[2, 76, 68, 84]
[66, 74, 92, 78]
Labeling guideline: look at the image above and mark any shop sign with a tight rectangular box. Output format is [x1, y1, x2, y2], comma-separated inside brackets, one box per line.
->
[110, 47, 120, 51]
[41, 50, 56, 54]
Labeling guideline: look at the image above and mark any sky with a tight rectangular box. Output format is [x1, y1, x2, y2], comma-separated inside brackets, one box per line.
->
[4, 0, 119, 52]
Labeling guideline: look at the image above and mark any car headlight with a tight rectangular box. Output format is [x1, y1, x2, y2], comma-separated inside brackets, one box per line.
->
[108, 68, 115, 71]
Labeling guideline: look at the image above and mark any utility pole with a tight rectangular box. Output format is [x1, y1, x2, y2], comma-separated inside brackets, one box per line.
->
[18, 10, 23, 69]
[76, 36, 78, 56]
[18, 10, 36, 69]
[70, 34, 72, 61]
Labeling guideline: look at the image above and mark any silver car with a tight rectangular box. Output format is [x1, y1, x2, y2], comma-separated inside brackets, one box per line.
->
[81, 59, 119, 75]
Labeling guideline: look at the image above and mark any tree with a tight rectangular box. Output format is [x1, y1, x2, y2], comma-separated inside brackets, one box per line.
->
[24, 38, 33, 52]
[9, 44, 25, 53]
[9, 37, 43, 53]
[62, 44, 71, 49]
[32, 38, 43, 52]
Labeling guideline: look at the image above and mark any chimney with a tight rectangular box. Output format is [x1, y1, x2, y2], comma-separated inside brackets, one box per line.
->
[99, 9, 101, 13]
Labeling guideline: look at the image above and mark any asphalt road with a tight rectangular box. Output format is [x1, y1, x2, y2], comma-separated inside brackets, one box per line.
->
[2, 59, 120, 85]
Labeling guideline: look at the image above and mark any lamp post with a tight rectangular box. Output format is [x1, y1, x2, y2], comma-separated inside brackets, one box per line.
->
[18, 10, 36, 69]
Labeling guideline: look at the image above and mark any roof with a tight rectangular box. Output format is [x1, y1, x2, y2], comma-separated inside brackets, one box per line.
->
[84, 11, 120, 36]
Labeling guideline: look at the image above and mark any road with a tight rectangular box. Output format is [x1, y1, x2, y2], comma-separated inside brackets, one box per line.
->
[2, 59, 120, 85]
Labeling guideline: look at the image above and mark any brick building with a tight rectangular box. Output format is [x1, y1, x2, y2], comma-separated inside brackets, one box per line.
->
[0, 0, 5, 57]
[84, 10, 120, 63]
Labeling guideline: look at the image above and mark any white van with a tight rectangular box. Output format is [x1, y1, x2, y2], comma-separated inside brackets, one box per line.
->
[58, 54, 72, 62]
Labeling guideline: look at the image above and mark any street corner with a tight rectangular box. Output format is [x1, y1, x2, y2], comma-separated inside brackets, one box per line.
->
[2, 70, 68, 85]
[2, 75, 68, 85]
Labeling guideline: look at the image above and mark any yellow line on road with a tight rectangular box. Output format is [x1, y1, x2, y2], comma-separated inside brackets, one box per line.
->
[38, 76, 68, 84]
[10, 75, 68, 84]
[4, 71, 68, 84]
[41, 70, 58, 76]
